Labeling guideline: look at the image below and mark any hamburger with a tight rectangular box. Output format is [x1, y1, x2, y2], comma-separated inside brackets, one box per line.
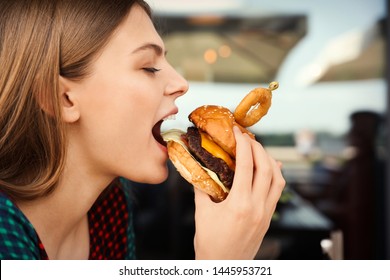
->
[162, 105, 254, 202]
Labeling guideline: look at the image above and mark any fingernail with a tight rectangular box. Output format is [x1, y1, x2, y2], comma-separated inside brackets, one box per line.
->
[233, 126, 241, 134]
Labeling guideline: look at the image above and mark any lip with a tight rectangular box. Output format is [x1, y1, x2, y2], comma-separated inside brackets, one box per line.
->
[162, 107, 179, 121]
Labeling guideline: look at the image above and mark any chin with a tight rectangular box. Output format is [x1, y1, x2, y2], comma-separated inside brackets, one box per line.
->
[133, 164, 169, 185]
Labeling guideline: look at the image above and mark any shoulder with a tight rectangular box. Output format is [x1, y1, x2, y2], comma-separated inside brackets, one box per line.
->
[118, 178, 136, 260]
[102, 177, 134, 209]
[93, 178, 133, 211]
[89, 178, 136, 260]
[117, 178, 137, 259]
[0, 192, 40, 260]
[118, 177, 134, 205]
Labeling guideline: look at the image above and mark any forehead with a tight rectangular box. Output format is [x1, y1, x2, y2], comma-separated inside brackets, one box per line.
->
[114, 4, 164, 50]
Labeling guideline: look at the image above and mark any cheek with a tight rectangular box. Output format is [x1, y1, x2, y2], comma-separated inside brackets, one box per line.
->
[75, 75, 168, 180]
[89, 95, 149, 150]
[81, 77, 152, 127]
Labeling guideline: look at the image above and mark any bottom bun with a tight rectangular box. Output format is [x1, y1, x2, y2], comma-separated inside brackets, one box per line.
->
[167, 141, 228, 202]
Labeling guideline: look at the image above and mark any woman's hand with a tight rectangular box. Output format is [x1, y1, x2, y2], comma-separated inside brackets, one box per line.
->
[193, 126, 286, 259]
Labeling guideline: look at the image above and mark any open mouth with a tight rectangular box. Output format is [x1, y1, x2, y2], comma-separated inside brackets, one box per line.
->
[152, 120, 166, 147]
[152, 114, 176, 147]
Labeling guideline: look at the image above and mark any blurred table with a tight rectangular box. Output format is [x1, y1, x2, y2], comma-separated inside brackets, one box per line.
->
[264, 189, 336, 259]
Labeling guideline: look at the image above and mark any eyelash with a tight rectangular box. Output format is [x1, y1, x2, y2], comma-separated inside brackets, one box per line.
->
[143, 67, 161, 74]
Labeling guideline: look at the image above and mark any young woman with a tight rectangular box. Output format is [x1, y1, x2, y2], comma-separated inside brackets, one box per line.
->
[0, 0, 285, 259]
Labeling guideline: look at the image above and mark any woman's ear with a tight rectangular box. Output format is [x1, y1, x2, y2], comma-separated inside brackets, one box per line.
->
[59, 76, 80, 123]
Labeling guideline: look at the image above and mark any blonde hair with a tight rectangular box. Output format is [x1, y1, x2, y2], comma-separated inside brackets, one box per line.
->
[0, 0, 151, 200]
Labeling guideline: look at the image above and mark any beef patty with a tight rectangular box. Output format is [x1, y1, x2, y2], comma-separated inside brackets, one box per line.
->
[184, 127, 234, 189]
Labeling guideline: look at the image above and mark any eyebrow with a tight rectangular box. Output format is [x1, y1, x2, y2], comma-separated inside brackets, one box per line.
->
[131, 43, 167, 56]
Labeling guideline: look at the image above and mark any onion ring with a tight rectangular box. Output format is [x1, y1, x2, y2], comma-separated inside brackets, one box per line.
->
[234, 81, 279, 127]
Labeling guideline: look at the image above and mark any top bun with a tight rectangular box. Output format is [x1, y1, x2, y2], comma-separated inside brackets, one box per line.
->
[189, 105, 254, 158]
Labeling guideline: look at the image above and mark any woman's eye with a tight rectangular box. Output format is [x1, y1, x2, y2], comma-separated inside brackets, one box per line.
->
[143, 67, 161, 74]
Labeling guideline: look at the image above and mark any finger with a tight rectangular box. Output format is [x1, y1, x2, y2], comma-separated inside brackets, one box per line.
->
[250, 139, 274, 201]
[265, 160, 286, 214]
[229, 126, 253, 200]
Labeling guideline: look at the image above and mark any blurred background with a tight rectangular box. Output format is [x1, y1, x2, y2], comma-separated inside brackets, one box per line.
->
[130, 0, 388, 260]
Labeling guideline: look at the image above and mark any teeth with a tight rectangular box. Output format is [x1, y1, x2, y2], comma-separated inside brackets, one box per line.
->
[163, 114, 176, 121]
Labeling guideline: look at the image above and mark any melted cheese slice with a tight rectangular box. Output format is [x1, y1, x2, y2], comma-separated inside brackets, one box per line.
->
[199, 132, 235, 171]
[162, 129, 229, 193]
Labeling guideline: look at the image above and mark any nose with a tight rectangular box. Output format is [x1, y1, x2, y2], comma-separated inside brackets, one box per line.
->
[165, 65, 189, 97]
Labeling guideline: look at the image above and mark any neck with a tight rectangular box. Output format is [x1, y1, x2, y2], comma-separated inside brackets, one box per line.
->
[16, 165, 115, 259]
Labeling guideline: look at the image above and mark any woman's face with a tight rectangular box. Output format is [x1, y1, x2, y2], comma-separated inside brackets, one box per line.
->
[65, 5, 188, 184]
